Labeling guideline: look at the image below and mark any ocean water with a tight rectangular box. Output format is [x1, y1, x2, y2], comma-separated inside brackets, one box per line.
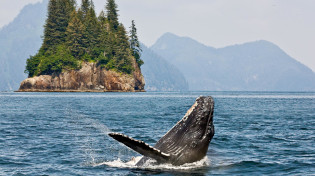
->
[0, 92, 314, 175]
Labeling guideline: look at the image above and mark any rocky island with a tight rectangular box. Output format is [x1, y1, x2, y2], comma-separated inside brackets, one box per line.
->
[18, 0, 145, 92]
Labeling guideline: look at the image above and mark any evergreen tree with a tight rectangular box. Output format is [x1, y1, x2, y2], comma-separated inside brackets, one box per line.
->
[115, 24, 133, 73]
[64, 0, 76, 20]
[102, 0, 118, 64]
[85, 0, 101, 56]
[98, 10, 107, 26]
[66, 10, 88, 58]
[41, 0, 75, 52]
[97, 11, 110, 56]
[98, 10, 108, 43]
[106, 0, 119, 30]
[79, 0, 91, 21]
[55, 0, 75, 44]
[41, 0, 59, 52]
[129, 20, 143, 67]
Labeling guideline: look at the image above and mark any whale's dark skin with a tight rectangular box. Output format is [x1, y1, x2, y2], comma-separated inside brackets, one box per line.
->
[108, 96, 215, 166]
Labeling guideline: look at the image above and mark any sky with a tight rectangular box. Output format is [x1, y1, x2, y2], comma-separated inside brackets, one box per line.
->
[0, 0, 314, 72]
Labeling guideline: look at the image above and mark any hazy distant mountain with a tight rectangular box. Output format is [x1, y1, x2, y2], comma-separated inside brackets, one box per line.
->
[0, 0, 48, 91]
[141, 44, 188, 91]
[151, 33, 315, 91]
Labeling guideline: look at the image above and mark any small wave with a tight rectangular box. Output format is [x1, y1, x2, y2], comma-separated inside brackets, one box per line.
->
[93, 156, 209, 171]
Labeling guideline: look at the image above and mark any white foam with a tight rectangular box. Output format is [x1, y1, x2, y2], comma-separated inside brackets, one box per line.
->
[93, 156, 209, 171]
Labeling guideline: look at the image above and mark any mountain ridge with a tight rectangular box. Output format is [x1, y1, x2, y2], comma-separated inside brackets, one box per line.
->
[140, 44, 189, 91]
[151, 33, 315, 91]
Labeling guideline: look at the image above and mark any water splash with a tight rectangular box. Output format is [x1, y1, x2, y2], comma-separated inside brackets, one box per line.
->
[93, 156, 209, 171]
[63, 107, 115, 165]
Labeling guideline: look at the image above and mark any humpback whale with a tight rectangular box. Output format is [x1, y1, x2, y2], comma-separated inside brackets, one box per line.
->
[108, 96, 215, 166]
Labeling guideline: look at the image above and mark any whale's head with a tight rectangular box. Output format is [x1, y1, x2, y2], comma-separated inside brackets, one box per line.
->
[182, 96, 214, 141]
[154, 96, 215, 165]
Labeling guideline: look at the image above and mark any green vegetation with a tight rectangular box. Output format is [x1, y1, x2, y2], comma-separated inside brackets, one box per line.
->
[130, 20, 143, 67]
[25, 0, 143, 77]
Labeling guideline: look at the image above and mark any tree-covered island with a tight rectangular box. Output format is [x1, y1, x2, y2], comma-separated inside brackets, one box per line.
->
[25, 0, 143, 77]
[17, 0, 145, 92]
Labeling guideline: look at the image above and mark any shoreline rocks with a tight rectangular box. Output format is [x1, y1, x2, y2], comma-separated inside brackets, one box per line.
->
[17, 62, 145, 92]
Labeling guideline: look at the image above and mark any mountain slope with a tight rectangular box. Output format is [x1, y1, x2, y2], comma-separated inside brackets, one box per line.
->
[141, 44, 188, 91]
[0, 0, 48, 91]
[151, 33, 315, 91]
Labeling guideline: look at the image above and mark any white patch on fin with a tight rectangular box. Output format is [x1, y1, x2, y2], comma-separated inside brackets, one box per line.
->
[108, 133, 170, 161]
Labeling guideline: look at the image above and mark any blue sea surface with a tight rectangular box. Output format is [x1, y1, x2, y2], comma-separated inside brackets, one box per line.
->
[0, 92, 314, 175]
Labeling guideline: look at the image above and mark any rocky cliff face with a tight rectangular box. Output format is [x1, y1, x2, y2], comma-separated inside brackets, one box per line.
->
[18, 62, 145, 92]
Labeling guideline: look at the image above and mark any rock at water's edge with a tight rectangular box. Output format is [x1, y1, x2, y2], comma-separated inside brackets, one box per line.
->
[18, 62, 145, 92]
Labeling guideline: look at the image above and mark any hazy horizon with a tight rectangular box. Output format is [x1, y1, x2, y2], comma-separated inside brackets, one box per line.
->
[0, 0, 314, 72]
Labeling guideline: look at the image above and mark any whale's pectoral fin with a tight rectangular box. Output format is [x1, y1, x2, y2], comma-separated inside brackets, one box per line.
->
[108, 132, 171, 162]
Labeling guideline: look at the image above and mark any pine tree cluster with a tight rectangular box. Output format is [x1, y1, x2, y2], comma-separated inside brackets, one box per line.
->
[25, 0, 143, 77]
